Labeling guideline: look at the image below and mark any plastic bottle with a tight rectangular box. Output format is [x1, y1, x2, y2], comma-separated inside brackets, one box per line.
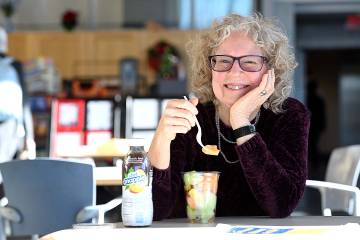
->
[122, 139, 153, 226]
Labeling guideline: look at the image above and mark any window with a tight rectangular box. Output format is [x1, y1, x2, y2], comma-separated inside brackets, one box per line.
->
[179, 0, 254, 29]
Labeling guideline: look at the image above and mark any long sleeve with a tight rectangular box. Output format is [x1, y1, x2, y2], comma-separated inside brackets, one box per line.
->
[152, 166, 172, 220]
[235, 99, 310, 217]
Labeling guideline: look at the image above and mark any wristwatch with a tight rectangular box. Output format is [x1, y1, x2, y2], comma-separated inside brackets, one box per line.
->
[233, 124, 256, 139]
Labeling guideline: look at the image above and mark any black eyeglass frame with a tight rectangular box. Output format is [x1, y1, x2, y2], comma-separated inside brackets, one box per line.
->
[208, 54, 268, 72]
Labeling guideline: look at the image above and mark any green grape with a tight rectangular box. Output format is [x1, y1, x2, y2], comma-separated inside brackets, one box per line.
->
[183, 172, 191, 188]
[189, 171, 203, 185]
[200, 208, 214, 223]
[204, 192, 217, 210]
[186, 205, 197, 220]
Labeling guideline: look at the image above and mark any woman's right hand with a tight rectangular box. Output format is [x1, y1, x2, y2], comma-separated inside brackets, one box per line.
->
[148, 97, 198, 169]
[156, 98, 199, 142]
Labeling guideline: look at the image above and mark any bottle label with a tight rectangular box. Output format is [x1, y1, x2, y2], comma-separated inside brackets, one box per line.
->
[123, 167, 147, 193]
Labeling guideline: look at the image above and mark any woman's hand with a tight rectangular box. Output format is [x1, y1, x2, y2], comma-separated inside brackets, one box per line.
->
[148, 97, 198, 169]
[230, 69, 275, 129]
[156, 98, 199, 142]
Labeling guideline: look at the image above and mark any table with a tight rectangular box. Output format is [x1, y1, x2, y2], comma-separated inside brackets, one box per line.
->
[41, 216, 360, 240]
[94, 167, 122, 186]
[55, 145, 126, 162]
[55, 138, 138, 159]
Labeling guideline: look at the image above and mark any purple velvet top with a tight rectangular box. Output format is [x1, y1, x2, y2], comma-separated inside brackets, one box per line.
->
[152, 97, 310, 219]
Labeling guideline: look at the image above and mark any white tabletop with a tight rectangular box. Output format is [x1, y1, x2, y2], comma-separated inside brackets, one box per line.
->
[41, 217, 360, 240]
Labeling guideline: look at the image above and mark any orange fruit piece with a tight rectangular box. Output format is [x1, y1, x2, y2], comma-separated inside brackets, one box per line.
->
[202, 145, 220, 156]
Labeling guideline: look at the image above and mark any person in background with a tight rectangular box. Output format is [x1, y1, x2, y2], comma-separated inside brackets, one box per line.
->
[0, 27, 35, 198]
[306, 79, 326, 177]
[148, 13, 310, 219]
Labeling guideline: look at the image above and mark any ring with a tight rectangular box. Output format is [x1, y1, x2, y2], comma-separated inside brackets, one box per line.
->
[260, 90, 267, 96]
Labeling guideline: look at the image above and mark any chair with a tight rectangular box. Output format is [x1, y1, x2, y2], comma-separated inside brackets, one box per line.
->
[305, 145, 360, 216]
[0, 159, 121, 238]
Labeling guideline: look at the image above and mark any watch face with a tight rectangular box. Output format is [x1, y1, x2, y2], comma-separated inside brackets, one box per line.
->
[249, 125, 256, 132]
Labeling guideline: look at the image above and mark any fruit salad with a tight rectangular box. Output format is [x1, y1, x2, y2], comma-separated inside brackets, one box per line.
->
[183, 171, 220, 223]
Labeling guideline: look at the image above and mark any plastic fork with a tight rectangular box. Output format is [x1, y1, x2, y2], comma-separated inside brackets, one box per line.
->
[183, 96, 205, 148]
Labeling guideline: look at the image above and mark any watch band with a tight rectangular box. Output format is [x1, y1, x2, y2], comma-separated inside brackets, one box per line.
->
[233, 124, 256, 139]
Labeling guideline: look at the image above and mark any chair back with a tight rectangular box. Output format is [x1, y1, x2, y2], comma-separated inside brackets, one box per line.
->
[324, 145, 360, 214]
[0, 158, 95, 236]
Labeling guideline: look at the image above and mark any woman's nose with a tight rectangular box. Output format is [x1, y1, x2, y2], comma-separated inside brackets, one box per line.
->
[229, 59, 244, 73]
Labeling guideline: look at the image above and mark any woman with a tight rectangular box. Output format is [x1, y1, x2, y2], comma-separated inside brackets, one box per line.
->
[148, 13, 310, 219]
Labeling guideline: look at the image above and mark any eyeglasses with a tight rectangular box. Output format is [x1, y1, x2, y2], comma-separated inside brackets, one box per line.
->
[208, 55, 268, 72]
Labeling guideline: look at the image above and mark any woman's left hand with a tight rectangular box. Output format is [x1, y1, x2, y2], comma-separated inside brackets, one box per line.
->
[229, 68, 275, 129]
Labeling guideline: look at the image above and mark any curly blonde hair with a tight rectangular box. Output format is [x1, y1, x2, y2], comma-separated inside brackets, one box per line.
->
[187, 13, 297, 113]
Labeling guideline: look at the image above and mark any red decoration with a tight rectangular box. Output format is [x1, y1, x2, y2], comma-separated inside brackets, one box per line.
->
[62, 9, 78, 31]
[147, 41, 180, 79]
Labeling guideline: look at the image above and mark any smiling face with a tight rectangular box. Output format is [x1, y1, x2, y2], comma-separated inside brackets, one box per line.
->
[211, 31, 268, 109]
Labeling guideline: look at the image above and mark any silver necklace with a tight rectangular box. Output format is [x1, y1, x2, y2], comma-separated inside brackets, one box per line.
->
[215, 110, 260, 164]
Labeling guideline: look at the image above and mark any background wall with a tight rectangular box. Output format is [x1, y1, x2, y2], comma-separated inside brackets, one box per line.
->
[1, 0, 255, 31]
[0, 0, 124, 30]
[123, 0, 179, 28]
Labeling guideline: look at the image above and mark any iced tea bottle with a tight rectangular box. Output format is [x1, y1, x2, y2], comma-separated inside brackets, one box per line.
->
[122, 140, 153, 226]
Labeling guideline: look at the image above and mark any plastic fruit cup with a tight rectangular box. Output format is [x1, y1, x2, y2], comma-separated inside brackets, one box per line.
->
[182, 171, 220, 224]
